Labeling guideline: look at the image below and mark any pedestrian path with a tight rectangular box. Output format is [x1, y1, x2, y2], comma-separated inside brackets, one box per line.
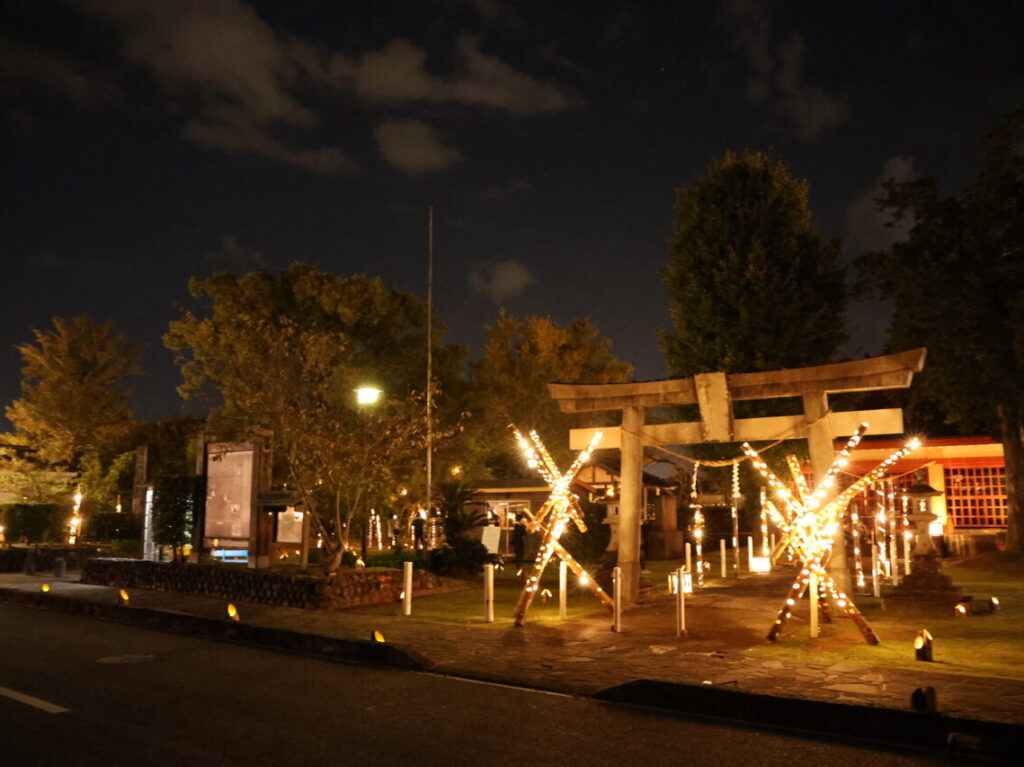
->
[2, 571, 1022, 726]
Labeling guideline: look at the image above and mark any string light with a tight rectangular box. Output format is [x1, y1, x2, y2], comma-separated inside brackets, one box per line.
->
[509, 425, 611, 626]
[690, 462, 704, 587]
[68, 485, 83, 544]
[741, 425, 921, 645]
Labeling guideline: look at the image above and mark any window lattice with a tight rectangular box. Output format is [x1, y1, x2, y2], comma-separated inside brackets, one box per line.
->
[944, 466, 1007, 528]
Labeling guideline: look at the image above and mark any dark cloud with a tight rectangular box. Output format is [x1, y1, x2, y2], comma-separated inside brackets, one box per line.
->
[481, 179, 535, 200]
[845, 156, 918, 255]
[322, 36, 579, 115]
[200, 234, 271, 272]
[74, 0, 356, 174]
[469, 259, 535, 303]
[374, 119, 463, 175]
[0, 37, 121, 105]
[719, 0, 848, 139]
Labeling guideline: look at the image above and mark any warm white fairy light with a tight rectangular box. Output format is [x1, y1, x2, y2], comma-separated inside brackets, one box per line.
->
[68, 485, 83, 544]
[741, 424, 921, 644]
[509, 425, 610, 626]
[690, 462, 704, 587]
[851, 503, 865, 588]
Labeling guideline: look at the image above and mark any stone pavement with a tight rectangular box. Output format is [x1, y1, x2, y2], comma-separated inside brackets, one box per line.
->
[2, 570, 1023, 729]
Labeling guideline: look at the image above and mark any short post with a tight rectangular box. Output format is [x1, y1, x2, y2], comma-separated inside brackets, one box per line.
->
[872, 544, 881, 598]
[903, 533, 912, 576]
[484, 563, 494, 623]
[675, 566, 686, 637]
[770, 533, 776, 551]
[685, 542, 692, 574]
[808, 569, 819, 638]
[747, 535, 754, 571]
[559, 560, 568, 620]
[403, 561, 413, 616]
[612, 566, 622, 633]
[720, 538, 727, 578]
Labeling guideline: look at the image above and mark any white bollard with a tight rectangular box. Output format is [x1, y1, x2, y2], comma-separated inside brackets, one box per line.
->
[612, 566, 622, 633]
[484, 563, 494, 623]
[808, 569, 819, 638]
[720, 538, 727, 578]
[675, 566, 687, 637]
[403, 560, 413, 616]
[685, 542, 692, 575]
[747, 536, 754, 570]
[559, 560, 568, 620]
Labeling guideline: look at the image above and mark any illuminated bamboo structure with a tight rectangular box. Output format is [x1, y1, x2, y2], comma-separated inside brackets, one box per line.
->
[510, 426, 612, 626]
[690, 463, 704, 587]
[741, 425, 921, 644]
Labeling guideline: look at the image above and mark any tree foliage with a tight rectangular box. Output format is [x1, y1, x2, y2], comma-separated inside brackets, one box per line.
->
[857, 107, 1024, 549]
[151, 475, 197, 560]
[660, 150, 846, 378]
[6, 314, 141, 466]
[164, 263, 458, 570]
[469, 309, 633, 470]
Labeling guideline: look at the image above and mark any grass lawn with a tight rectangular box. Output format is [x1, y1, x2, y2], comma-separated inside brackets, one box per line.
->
[743, 552, 1024, 680]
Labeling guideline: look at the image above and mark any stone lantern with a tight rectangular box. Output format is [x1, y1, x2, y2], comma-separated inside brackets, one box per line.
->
[888, 480, 961, 606]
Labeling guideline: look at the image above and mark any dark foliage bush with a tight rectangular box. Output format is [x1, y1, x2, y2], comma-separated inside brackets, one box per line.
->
[428, 537, 499, 577]
[0, 504, 63, 542]
[87, 512, 142, 542]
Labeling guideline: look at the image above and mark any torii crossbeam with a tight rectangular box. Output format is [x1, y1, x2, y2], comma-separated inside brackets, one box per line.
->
[510, 425, 613, 626]
[741, 424, 921, 644]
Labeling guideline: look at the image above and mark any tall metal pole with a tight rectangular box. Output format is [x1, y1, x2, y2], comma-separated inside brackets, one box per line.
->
[426, 206, 434, 514]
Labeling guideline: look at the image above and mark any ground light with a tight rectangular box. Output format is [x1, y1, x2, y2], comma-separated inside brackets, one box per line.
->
[117, 589, 130, 606]
[371, 630, 386, 643]
[955, 597, 973, 617]
[227, 603, 240, 622]
[40, 583, 50, 592]
[914, 629, 933, 661]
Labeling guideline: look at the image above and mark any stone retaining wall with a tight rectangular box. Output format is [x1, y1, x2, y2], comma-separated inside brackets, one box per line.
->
[0, 546, 102, 573]
[81, 558, 446, 610]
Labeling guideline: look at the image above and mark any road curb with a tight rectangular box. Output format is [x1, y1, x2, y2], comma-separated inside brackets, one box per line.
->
[594, 678, 1021, 760]
[0, 587, 433, 673]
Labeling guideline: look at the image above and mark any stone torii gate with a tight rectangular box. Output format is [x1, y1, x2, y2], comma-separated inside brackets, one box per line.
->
[548, 348, 926, 604]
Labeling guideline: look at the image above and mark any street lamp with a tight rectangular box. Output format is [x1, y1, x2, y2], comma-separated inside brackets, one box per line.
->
[355, 386, 382, 406]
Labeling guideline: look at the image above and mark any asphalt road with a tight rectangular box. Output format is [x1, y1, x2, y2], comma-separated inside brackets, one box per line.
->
[0, 602, 946, 766]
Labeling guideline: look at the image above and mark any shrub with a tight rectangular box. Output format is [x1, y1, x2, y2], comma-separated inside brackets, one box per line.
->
[151, 475, 198, 559]
[428, 537, 499, 577]
[87, 512, 142, 542]
[0, 504, 64, 543]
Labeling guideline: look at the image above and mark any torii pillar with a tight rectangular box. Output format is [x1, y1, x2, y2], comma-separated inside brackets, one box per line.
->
[549, 348, 926, 604]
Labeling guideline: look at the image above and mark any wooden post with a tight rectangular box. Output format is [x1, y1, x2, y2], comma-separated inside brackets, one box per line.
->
[747, 535, 754, 570]
[685, 541, 692, 574]
[612, 566, 622, 633]
[403, 561, 413, 616]
[809, 569, 819, 638]
[803, 391, 850, 595]
[618, 406, 644, 605]
[675, 566, 686, 637]
[559, 560, 567, 620]
[299, 507, 310, 572]
[871, 544, 881, 598]
[484, 563, 494, 623]
[720, 538, 727, 578]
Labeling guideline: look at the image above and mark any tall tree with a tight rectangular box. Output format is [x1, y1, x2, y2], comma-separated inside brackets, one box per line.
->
[6, 315, 142, 466]
[165, 263, 460, 570]
[857, 108, 1024, 550]
[660, 150, 846, 378]
[469, 309, 633, 471]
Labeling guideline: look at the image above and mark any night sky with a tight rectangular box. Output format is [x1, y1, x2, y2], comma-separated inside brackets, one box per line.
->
[3, 0, 1022, 425]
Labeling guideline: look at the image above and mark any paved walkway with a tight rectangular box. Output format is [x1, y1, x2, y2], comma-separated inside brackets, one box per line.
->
[2, 570, 1022, 726]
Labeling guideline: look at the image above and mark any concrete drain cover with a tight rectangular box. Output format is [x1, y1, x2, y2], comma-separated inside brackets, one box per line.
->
[97, 654, 156, 664]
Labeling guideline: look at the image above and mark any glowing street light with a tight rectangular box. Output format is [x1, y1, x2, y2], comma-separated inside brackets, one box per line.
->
[355, 386, 382, 405]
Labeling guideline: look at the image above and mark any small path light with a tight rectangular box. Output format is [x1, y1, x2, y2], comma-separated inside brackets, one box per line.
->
[914, 629, 933, 661]
[988, 596, 1000, 613]
[117, 589, 130, 606]
[41, 583, 50, 592]
[954, 597, 973, 617]
[226, 603, 240, 622]
[371, 630, 386, 643]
